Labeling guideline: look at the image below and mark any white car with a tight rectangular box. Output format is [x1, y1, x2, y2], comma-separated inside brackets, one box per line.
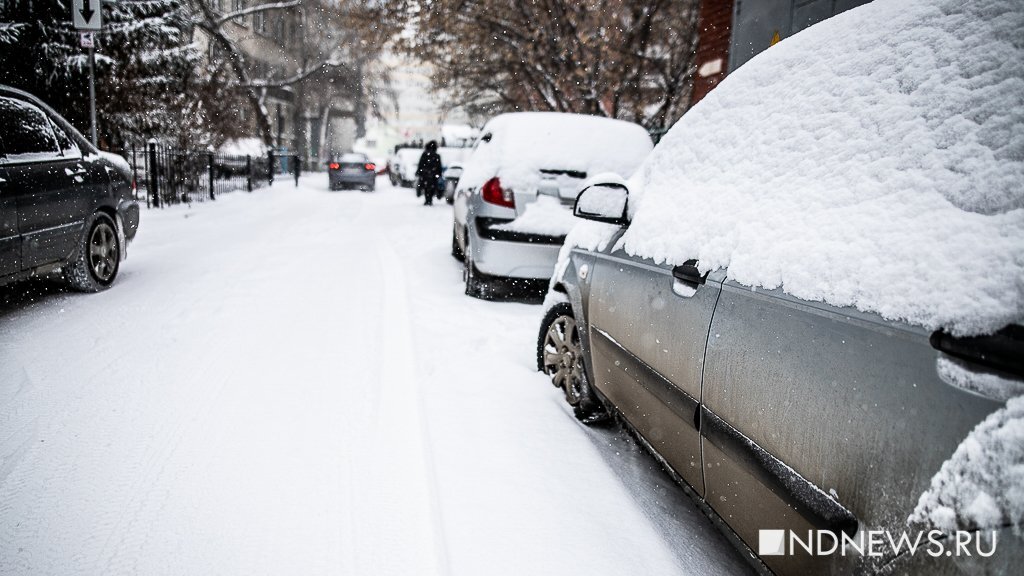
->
[452, 112, 652, 298]
[387, 147, 423, 188]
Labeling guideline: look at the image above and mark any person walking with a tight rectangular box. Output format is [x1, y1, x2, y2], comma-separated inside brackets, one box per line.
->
[416, 140, 443, 206]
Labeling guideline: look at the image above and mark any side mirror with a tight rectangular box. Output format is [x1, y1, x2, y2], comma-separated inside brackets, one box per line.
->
[573, 181, 629, 225]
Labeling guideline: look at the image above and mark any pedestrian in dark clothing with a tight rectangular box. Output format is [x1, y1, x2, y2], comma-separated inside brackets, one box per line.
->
[416, 140, 443, 206]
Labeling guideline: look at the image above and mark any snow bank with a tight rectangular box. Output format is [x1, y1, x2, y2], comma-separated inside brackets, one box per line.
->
[218, 137, 267, 157]
[620, 0, 1024, 336]
[909, 396, 1024, 532]
[459, 112, 652, 193]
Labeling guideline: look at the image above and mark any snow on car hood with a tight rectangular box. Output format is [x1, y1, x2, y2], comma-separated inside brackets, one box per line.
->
[618, 0, 1024, 336]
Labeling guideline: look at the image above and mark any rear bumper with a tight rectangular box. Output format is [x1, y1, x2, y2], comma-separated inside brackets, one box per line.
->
[329, 172, 375, 187]
[118, 199, 140, 241]
[470, 217, 564, 279]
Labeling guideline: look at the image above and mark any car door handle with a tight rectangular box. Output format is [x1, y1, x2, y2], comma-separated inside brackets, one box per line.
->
[672, 259, 708, 288]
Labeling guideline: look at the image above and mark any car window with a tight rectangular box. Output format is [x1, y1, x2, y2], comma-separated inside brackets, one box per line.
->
[50, 119, 81, 158]
[0, 96, 62, 162]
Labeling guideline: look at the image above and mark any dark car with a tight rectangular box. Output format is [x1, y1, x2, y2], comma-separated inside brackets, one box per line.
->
[328, 152, 376, 191]
[0, 85, 139, 292]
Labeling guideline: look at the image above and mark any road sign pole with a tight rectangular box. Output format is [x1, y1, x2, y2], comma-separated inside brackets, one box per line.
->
[88, 43, 97, 146]
[73, 0, 101, 146]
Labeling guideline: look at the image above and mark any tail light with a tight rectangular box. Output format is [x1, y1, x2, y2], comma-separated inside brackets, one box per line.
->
[365, 163, 375, 171]
[329, 162, 340, 170]
[482, 177, 515, 208]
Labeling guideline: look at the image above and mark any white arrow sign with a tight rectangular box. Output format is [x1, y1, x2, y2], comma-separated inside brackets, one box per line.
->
[72, 0, 102, 31]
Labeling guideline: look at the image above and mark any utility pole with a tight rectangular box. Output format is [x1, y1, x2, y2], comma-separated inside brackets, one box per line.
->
[88, 42, 97, 146]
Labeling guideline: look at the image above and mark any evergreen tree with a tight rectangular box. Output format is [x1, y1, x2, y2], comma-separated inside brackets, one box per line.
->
[0, 0, 206, 149]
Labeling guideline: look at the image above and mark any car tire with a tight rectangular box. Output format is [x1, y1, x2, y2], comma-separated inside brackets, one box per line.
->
[389, 172, 398, 186]
[537, 303, 606, 422]
[451, 225, 464, 261]
[66, 212, 121, 292]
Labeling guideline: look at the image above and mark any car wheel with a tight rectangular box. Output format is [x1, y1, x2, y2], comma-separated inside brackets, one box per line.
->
[389, 172, 398, 186]
[451, 225, 464, 261]
[462, 236, 491, 298]
[537, 303, 606, 422]
[67, 212, 120, 292]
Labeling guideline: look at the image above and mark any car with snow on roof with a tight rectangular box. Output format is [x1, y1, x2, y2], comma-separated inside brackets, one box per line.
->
[452, 112, 652, 298]
[536, 1, 1024, 574]
[0, 84, 139, 292]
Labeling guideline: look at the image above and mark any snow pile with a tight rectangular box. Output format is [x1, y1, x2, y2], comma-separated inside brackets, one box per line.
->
[459, 112, 652, 194]
[493, 195, 579, 236]
[620, 0, 1024, 336]
[218, 137, 267, 157]
[909, 396, 1024, 532]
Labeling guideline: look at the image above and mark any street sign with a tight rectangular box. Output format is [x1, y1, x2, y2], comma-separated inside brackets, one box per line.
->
[72, 0, 102, 31]
[80, 32, 94, 48]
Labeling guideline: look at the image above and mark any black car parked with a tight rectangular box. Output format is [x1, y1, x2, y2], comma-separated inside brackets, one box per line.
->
[0, 85, 139, 291]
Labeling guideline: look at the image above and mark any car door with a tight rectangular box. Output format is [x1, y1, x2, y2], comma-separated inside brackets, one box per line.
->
[0, 154, 17, 277]
[587, 250, 723, 495]
[0, 95, 102, 270]
[700, 281, 1006, 575]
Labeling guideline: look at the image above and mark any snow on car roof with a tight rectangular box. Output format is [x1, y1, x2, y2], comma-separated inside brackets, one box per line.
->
[619, 0, 1024, 337]
[459, 112, 652, 193]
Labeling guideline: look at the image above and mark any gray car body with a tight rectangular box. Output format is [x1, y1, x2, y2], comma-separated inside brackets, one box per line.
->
[551, 225, 1020, 575]
[328, 153, 375, 191]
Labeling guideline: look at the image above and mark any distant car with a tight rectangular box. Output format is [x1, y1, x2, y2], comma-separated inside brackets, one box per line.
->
[328, 152, 375, 191]
[0, 85, 139, 292]
[537, 2, 1023, 575]
[452, 112, 652, 298]
[388, 147, 423, 188]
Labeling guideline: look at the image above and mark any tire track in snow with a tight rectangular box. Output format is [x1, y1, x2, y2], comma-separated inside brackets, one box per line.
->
[345, 236, 449, 576]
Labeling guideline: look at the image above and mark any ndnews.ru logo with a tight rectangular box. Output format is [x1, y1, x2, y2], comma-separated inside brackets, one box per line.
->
[758, 529, 998, 558]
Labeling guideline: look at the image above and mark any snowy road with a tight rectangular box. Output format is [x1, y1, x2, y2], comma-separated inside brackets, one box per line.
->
[0, 176, 752, 575]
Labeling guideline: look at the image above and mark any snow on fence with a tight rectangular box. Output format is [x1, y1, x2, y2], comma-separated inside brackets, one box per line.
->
[123, 142, 302, 208]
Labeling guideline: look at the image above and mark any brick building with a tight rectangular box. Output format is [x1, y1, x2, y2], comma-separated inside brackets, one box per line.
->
[691, 0, 871, 106]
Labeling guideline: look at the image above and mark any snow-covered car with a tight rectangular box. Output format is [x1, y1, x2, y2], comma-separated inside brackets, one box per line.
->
[0, 85, 139, 292]
[328, 152, 376, 191]
[387, 146, 423, 188]
[538, 1, 1023, 575]
[453, 112, 652, 298]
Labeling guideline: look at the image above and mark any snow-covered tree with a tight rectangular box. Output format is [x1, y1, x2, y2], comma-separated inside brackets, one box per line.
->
[190, 0, 395, 150]
[372, 0, 701, 131]
[0, 0, 204, 149]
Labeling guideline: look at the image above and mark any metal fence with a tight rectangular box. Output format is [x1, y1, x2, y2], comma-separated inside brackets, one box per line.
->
[124, 141, 302, 208]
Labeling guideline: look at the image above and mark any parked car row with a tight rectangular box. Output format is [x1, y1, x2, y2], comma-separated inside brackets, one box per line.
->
[0, 85, 139, 292]
[444, 1, 1024, 575]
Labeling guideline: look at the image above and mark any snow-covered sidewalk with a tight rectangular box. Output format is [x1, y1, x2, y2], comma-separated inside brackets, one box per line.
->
[0, 176, 749, 575]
